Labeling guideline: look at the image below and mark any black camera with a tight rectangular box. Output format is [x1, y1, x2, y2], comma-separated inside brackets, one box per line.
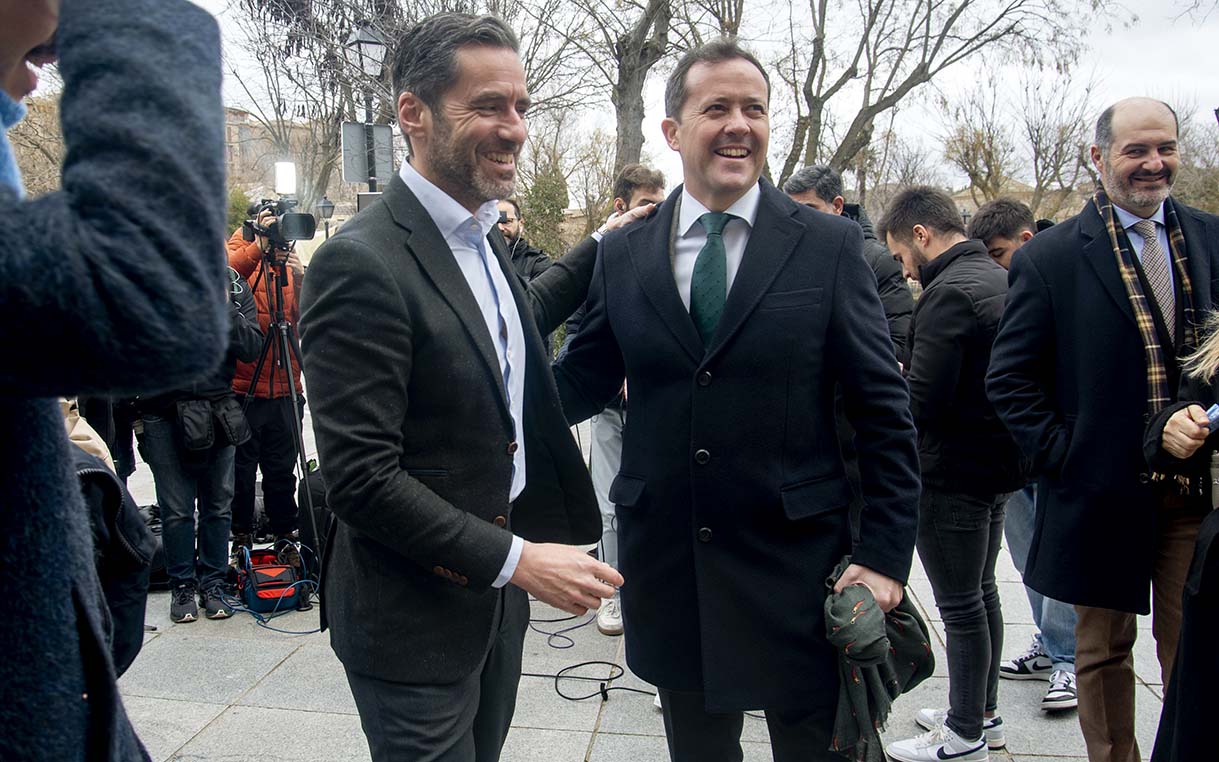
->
[242, 198, 317, 251]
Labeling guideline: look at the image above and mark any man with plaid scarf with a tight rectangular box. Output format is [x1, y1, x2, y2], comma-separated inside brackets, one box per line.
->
[988, 97, 1219, 762]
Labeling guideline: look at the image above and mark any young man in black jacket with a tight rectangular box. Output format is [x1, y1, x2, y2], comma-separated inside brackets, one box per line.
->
[782, 165, 913, 364]
[879, 187, 1026, 762]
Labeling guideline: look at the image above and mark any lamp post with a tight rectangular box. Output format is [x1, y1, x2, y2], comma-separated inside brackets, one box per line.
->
[345, 24, 387, 193]
[317, 195, 335, 239]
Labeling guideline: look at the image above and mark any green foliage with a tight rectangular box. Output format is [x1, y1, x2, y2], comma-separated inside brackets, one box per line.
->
[521, 161, 570, 258]
[227, 187, 253, 235]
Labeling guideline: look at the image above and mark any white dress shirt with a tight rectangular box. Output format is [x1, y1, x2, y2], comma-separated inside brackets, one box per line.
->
[398, 160, 524, 586]
[1114, 201, 1173, 291]
[673, 183, 761, 309]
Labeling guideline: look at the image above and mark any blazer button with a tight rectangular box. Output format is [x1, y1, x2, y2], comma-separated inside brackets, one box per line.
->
[457, 575, 469, 586]
[494, 515, 508, 527]
[697, 371, 712, 387]
[507, 441, 519, 455]
[694, 448, 711, 465]
[1138, 472, 1151, 484]
[697, 527, 713, 543]
[433, 565, 445, 577]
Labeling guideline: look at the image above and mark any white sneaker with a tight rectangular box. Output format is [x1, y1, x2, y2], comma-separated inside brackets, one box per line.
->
[596, 596, 623, 636]
[1041, 669, 1078, 711]
[914, 708, 1005, 750]
[886, 724, 988, 762]
[999, 635, 1053, 680]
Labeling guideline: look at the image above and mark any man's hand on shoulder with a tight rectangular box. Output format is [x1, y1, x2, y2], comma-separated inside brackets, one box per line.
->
[598, 203, 657, 236]
[510, 541, 623, 615]
[833, 563, 903, 612]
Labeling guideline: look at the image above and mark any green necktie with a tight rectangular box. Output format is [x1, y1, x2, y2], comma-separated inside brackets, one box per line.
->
[690, 212, 733, 345]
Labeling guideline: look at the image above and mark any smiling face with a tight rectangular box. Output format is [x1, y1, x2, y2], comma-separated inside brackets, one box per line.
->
[661, 58, 769, 212]
[0, 0, 58, 100]
[398, 44, 529, 213]
[1092, 100, 1179, 218]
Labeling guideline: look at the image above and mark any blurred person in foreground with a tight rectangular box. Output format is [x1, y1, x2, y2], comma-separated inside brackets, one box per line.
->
[0, 0, 228, 759]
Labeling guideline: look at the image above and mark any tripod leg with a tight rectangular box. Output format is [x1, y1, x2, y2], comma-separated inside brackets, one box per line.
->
[275, 322, 323, 591]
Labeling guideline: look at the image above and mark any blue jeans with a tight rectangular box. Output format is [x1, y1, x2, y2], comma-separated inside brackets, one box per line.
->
[1004, 484, 1076, 672]
[917, 488, 1008, 740]
[141, 413, 234, 590]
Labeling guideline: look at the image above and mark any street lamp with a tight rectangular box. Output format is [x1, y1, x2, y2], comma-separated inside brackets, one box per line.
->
[317, 195, 335, 239]
[345, 24, 387, 193]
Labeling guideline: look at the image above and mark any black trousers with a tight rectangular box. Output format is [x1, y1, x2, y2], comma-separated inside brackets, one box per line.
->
[231, 396, 302, 536]
[658, 688, 838, 762]
[345, 586, 529, 762]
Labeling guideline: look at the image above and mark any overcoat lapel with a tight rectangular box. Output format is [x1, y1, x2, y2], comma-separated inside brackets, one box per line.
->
[1179, 203, 1213, 327]
[704, 181, 803, 360]
[625, 188, 704, 364]
[382, 175, 513, 428]
[1079, 201, 1137, 329]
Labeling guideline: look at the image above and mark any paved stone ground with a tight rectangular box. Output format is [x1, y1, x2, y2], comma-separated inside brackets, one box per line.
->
[121, 416, 1164, 761]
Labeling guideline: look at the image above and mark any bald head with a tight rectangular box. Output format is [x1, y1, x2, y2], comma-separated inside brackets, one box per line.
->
[1095, 98, 1178, 152]
[1091, 98, 1180, 217]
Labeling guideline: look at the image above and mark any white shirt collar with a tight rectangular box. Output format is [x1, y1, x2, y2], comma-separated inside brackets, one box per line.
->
[398, 159, 501, 241]
[678, 182, 761, 238]
[1112, 200, 1166, 232]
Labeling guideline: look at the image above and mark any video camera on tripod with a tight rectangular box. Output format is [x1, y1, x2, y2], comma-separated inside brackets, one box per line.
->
[241, 197, 317, 252]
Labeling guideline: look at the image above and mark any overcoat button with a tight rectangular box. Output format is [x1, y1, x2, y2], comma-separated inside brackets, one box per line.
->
[697, 527, 713, 542]
[697, 371, 712, 386]
[694, 449, 711, 465]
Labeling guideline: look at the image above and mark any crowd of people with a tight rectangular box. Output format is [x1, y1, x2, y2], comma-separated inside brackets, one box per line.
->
[1, 3, 1216, 762]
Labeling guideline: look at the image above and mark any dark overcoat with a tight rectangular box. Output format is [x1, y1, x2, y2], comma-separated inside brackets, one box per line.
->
[987, 198, 1219, 613]
[554, 180, 920, 712]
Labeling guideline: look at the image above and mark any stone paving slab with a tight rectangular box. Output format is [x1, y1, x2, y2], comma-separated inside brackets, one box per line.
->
[118, 407, 1167, 760]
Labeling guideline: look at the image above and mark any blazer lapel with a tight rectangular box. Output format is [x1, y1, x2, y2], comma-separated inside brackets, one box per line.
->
[1079, 201, 1137, 328]
[383, 176, 512, 425]
[625, 188, 704, 364]
[704, 180, 802, 360]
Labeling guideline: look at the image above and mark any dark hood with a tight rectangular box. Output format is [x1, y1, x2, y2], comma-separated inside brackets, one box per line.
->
[842, 202, 878, 242]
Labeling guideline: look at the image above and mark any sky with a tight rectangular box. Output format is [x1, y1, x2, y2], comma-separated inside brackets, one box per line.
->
[195, 0, 1219, 195]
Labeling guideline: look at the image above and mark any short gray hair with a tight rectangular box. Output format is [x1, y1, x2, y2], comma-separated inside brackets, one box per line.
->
[390, 13, 519, 115]
[664, 39, 770, 119]
[782, 165, 842, 203]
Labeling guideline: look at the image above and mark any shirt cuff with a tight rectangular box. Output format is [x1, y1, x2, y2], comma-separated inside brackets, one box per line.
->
[492, 534, 524, 588]
[592, 228, 607, 242]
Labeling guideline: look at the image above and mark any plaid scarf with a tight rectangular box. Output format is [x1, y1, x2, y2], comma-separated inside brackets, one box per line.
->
[1093, 188, 1198, 414]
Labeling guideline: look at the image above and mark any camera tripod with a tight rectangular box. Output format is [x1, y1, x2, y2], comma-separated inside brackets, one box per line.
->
[242, 240, 324, 598]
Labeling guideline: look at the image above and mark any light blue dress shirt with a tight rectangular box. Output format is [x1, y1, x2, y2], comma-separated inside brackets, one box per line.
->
[398, 160, 525, 587]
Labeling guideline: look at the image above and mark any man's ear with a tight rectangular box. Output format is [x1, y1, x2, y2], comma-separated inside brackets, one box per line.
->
[661, 117, 681, 151]
[613, 198, 627, 215]
[831, 196, 845, 215]
[1020, 229, 1035, 243]
[1089, 144, 1104, 177]
[399, 91, 429, 148]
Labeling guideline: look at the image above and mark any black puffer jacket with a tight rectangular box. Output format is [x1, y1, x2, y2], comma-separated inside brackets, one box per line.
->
[506, 238, 554, 281]
[908, 240, 1027, 495]
[845, 203, 914, 365]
